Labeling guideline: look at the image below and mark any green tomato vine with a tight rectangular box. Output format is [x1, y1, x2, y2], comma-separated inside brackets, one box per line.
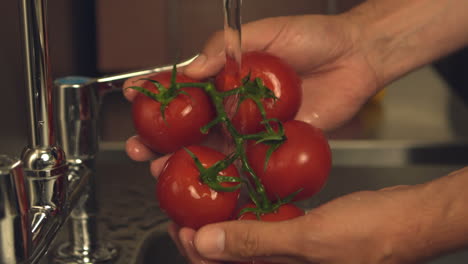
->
[128, 65, 298, 216]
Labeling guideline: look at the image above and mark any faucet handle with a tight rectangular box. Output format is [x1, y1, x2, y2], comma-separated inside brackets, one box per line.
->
[54, 77, 99, 161]
[0, 155, 31, 264]
[51, 56, 199, 162]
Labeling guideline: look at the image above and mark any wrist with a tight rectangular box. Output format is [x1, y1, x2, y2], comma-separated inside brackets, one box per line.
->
[342, 0, 468, 87]
[341, 0, 428, 87]
[388, 167, 468, 262]
[412, 167, 468, 259]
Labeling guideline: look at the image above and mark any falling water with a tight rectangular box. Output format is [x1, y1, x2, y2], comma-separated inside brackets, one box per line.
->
[223, 0, 243, 77]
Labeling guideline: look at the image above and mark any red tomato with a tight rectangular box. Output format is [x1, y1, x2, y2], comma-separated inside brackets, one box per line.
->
[246, 120, 331, 201]
[157, 146, 240, 229]
[234, 203, 304, 264]
[215, 51, 302, 134]
[132, 72, 215, 154]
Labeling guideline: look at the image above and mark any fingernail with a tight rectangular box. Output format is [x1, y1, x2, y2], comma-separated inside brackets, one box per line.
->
[187, 54, 207, 71]
[195, 227, 225, 256]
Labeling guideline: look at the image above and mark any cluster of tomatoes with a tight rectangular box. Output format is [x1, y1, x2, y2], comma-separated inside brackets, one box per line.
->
[130, 52, 332, 244]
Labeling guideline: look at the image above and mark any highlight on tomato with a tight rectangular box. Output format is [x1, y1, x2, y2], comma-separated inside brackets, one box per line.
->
[156, 145, 241, 229]
[130, 71, 215, 154]
[247, 120, 332, 201]
[127, 51, 332, 238]
[215, 51, 302, 134]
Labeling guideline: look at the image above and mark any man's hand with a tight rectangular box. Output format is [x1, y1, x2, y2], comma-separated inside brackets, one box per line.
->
[123, 14, 380, 172]
[122, 0, 468, 262]
[185, 185, 429, 264]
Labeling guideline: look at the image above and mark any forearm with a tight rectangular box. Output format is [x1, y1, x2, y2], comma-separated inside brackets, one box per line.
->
[400, 167, 468, 261]
[345, 0, 468, 86]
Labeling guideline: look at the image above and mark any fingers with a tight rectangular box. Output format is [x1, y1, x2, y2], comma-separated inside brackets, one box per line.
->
[179, 227, 221, 264]
[184, 17, 291, 80]
[169, 223, 222, 264]
[240, 17, 292, 55]
[125, 136, 157, 161]
[125, 17, 292, 93]
[193, 219, 307, 263]
[183, 31, 226, 80]
[150, 155, 171, 179]
[122, 73, 153, 102]
[125, 136, 171, 179]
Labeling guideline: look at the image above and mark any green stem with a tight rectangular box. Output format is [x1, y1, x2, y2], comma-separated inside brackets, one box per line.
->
[221, 88, 242, 97]
[131, 78, 284, 211]
[237, 142, 270, 209]
[203, 83, 272, 209]
[178, 82, 278, 211]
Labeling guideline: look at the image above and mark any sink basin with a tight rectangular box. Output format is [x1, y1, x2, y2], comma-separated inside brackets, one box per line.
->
[135, 223, 187, 264]
[39, 149, 468, 264]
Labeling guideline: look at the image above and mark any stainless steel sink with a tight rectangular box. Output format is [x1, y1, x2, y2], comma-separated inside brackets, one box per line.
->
[38, 149, 467, 264]
[135, 223, 187, 264]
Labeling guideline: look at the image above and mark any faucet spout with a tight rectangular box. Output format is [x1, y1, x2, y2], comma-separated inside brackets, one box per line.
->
[9, 1, 197, 263]
[13, 0, 97, 263]
[20, 0, 55, 149]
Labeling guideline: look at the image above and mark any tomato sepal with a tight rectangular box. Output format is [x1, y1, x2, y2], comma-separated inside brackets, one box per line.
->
[237, 75, 279, 120]
[128, 65, 201, 122]
[183, 148, 243, 193]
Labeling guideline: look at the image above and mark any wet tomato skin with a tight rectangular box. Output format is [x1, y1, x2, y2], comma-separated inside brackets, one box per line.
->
[247, 120, 331, 201]
[132, 72, 215, 154]
[156, 145, 240, 229]
[215, 51, 302, 134]
[233, 203, 305, 264]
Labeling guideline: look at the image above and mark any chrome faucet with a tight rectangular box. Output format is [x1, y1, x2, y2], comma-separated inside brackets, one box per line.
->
[0, 0, 195, 263]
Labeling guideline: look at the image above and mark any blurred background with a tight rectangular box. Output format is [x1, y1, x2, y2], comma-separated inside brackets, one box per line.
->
[2, 1, 468, 263]
[1, 0, 468, 158]
[0, 0, 366, 157]
[95, 0, 362, 73]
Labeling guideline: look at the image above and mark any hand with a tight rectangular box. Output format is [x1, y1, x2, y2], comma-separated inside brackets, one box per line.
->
[123, 14, 383, 264]
[122, 0, 468, 262]
[187, 185, 427, 264]
[123, 13, 380, 181]
[184, 14, 380, 132]
[152, 186, 425, 264]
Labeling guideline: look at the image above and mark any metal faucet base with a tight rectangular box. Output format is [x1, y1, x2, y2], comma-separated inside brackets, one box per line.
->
[52, 242, 118, 264]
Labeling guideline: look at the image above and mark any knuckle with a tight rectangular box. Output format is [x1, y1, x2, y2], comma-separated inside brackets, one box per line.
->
[236, 227, 261, 258]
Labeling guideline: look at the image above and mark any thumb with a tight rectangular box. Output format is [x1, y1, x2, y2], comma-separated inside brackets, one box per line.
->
[183, 31, 226, 80]
[193, 219, 306, 263]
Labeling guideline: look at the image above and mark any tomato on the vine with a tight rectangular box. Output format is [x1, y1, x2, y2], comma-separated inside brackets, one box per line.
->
[238, 203, 305, 221]
[233, 203, 305, 264]
[247, 120, 331, 201]
[132, 71, 215, 154]
[215, 51, 302, 134]
[157, 145, 240, 229]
